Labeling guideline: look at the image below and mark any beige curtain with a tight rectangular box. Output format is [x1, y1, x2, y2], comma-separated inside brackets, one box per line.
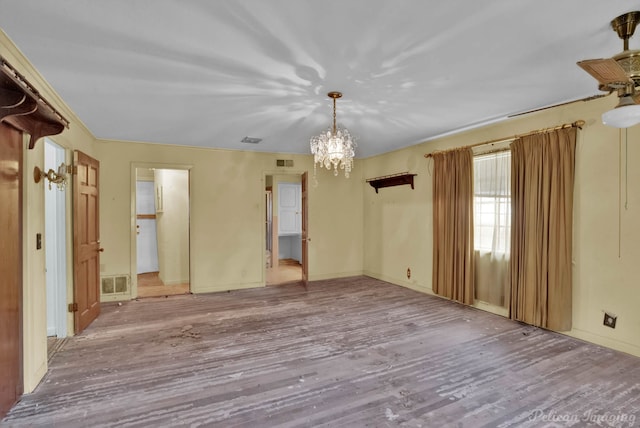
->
[432, 148, 474, 305]
[509, 127, 576, 331]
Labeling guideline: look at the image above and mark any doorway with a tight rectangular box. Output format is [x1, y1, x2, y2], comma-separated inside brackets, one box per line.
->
[265, 173, 306, 286]
[44, 139, 67, 338]
[132, 166, 191, 298]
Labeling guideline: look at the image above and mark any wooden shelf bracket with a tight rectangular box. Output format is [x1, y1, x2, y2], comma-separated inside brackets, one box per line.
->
[366, 172, 417, 193]
[1, 56, 69, 149]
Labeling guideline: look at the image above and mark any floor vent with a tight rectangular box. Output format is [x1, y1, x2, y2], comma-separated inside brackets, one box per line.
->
[276, 159, 294, 167]
[101, 275, 129, 295]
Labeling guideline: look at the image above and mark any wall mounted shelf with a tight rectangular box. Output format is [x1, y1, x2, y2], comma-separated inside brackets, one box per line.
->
[366, 172, 417, 193]
[0, 57, 69, 149]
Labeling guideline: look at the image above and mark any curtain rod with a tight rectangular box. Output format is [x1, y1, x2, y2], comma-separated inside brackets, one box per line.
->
[424, 119, 585, 158]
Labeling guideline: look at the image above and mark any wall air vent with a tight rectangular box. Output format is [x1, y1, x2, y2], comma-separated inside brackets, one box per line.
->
[241, 136, 262, 144]
[276, 159, 294, 167]
[101, 275, 129, 295]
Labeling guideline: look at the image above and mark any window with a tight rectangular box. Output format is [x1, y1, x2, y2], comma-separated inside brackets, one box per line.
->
[473, 151, 511, 254]
[473, 150, 511, 308]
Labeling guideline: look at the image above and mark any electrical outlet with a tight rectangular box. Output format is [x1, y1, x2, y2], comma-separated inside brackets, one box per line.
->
[603, 312, 617, 329]
[406, 268, 411, 279]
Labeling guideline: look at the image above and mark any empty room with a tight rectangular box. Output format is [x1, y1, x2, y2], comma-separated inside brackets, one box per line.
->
[1, 2, 640, 427]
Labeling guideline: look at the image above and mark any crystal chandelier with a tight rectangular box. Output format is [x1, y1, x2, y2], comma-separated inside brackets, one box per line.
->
[310, 91, 356, 178]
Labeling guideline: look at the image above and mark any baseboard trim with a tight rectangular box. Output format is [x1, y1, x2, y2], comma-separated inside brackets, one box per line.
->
[193, 281, 265, 294]
[309, 271, 364, 282]
[100, 294, 131, 303]
[362, 271, 433, 295]
[565, 328, 640, 358]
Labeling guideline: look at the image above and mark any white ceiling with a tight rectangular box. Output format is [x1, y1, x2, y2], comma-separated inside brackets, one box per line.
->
[0, 1, 637, 157]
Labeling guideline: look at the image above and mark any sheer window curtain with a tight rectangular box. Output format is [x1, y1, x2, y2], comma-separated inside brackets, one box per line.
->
[510, 127, 576, 331]
[432, 148, 474, 305]
[474, 151, 511, 307]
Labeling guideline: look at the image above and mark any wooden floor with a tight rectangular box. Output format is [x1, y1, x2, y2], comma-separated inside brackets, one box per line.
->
[266, 261, 302, 286]
[46, 337, 68, 364]
[4, 277, 640, 427]
[137, 272, 190, 298]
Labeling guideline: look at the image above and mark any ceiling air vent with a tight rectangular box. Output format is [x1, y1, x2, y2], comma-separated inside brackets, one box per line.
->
[276, 159, 294, 167]
[241, 136, 262, 144]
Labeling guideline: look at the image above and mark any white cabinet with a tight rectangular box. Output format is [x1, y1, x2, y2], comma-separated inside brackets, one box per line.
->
[277, 182, 302, 262]
[278, 183, 301, 235]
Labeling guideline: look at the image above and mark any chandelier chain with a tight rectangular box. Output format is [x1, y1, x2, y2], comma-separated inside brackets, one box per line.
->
[332, 97, 337, 134]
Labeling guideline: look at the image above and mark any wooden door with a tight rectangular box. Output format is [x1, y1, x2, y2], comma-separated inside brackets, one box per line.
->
[301, 172, 308, 289]
[73, 150, 100, 333]
[0, 122, 23, 417]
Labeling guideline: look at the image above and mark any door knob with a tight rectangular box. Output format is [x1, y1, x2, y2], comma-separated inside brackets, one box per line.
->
[97, 248, 104, 252]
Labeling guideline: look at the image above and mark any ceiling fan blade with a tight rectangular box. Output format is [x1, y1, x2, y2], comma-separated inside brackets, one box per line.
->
[577, 58, 631, 87]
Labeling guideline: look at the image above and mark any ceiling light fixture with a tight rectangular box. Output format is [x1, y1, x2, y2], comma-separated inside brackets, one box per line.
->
[578, 11, 640, 128]
[602, 94, 640, 128]
[310, 91, 356, 178]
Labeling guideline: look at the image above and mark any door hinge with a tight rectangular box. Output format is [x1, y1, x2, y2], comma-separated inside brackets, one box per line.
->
[68, 302, 78, 312]
[67, 165, 78, 175]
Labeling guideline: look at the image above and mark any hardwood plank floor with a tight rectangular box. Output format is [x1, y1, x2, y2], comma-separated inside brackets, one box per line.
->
[266, 263, 302, 286]
[3, 277, 640, 427]
[137, 272, 190, 298]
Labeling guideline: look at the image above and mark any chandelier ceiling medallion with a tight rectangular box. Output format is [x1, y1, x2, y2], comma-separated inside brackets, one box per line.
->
[310, 91, 356, 178]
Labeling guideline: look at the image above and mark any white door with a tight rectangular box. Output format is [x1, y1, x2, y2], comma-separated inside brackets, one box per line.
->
[136, 181, 159, 274]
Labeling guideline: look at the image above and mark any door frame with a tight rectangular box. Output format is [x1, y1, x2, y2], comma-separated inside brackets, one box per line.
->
[301, 172, 308, 289]
[130, 162, 192, 298]
[44, 138, 68, 338]
[262, 170, 308, 286]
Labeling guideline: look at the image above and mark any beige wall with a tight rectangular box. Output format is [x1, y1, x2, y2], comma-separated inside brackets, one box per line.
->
[363, 94, 640, 357]
[97, 141, 364, 296]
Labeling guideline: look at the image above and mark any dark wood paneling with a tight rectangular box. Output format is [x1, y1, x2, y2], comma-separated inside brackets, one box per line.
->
[4, 277, 640, 426]
[0, 122, 23, 418]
